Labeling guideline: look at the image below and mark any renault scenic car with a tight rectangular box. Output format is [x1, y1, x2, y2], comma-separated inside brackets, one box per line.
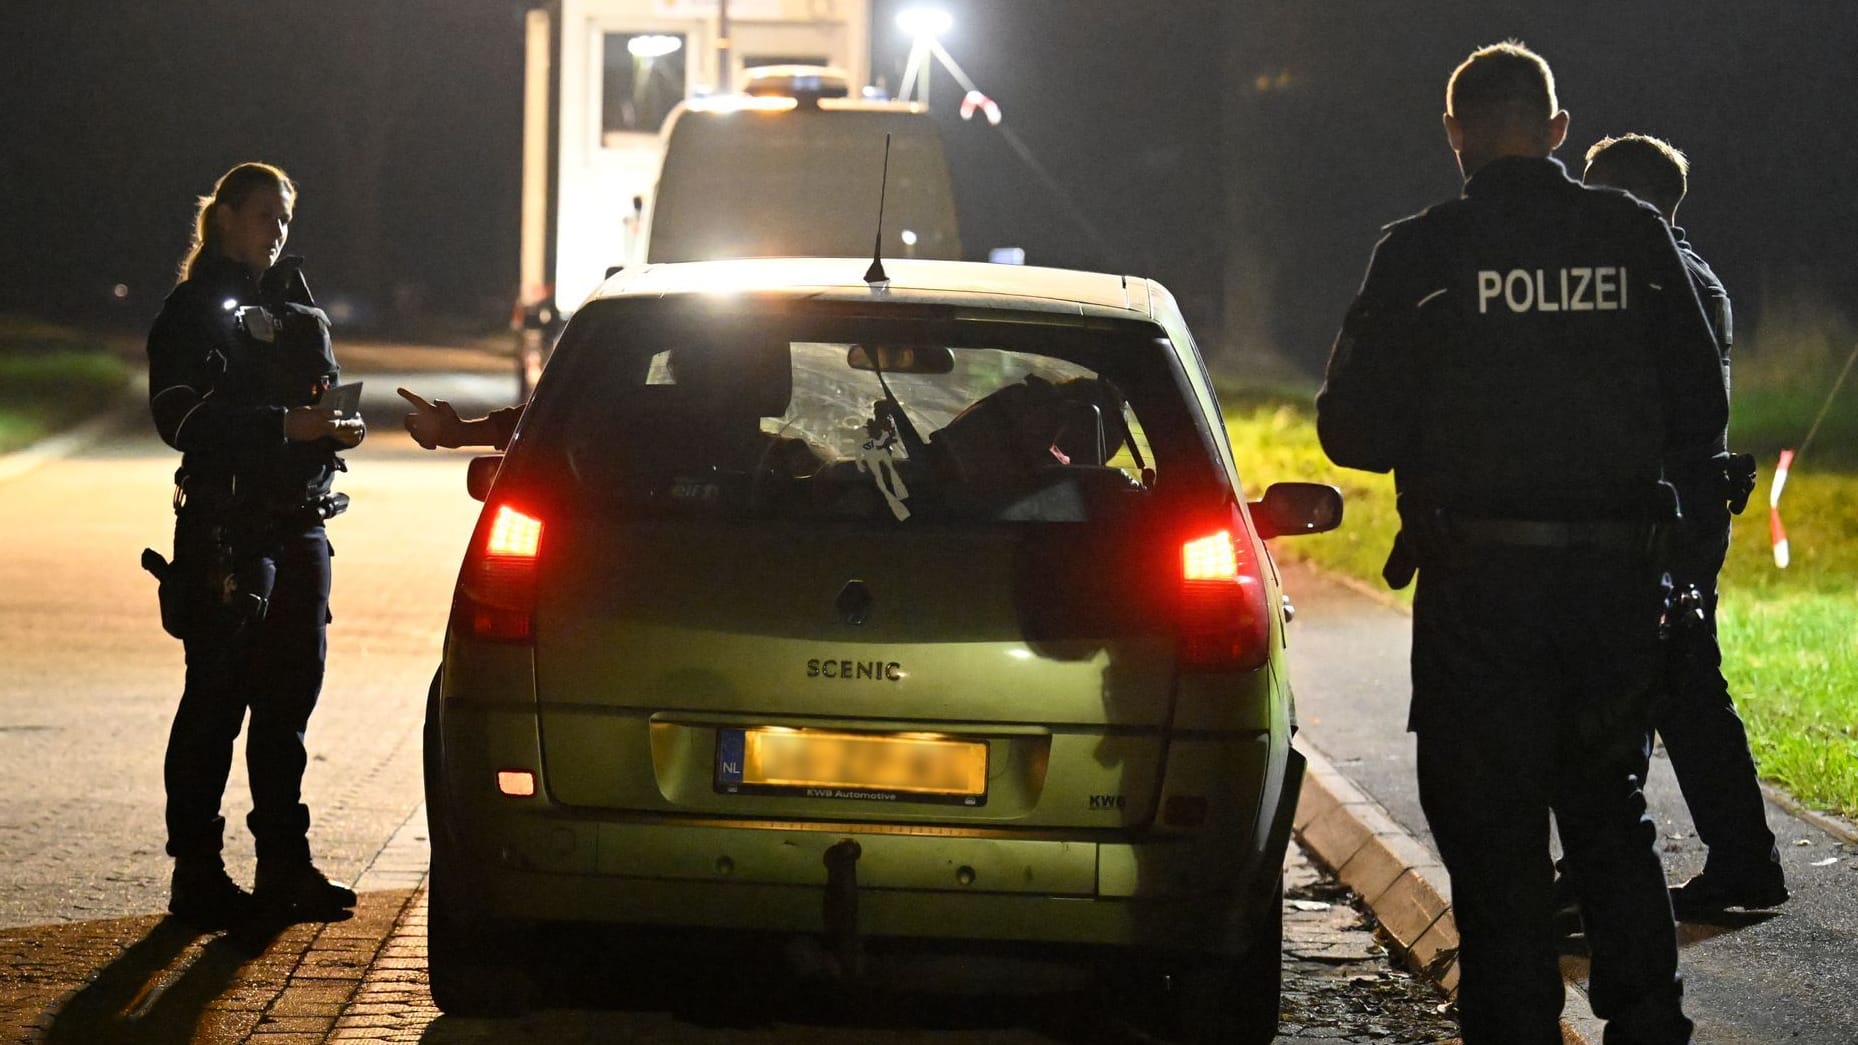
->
[423, 257, 1340, 1041]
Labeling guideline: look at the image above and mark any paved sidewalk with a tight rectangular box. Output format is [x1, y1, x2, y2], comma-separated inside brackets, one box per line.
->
[3, 806, 427, 1044]
[324, 806, 432, 1044]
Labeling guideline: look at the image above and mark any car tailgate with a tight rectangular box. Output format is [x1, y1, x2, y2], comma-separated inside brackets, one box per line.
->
[531, 516, 1179, 824]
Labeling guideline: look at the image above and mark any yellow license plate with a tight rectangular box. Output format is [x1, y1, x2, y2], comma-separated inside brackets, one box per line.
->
[716, 728, 988, 805]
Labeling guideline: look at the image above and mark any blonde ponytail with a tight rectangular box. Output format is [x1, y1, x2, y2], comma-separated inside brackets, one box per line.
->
[176, 162, 297, 285]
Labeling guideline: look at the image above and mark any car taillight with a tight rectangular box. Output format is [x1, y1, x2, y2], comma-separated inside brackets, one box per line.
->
[1183, 531, 1240, 581]
[453, 502, 542, 643]
[1178, 527, 1271, 672]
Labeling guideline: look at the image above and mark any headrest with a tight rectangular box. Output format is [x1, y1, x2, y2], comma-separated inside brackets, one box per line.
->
[933, 373, 1129, 478]
[667, 339, 793, 418]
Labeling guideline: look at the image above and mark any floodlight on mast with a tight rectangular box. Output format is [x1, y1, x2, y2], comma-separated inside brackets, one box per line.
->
[890, 9, 1114, 264]
[895, 7, 952, 107]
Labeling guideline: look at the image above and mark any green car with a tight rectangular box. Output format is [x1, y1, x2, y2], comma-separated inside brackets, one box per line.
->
[424, 257, 1341, 1041]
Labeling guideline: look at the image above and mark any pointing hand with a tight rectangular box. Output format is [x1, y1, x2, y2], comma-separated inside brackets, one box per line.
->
[397, 386, 462, 449]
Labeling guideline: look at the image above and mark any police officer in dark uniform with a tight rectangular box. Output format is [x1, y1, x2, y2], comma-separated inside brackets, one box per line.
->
[146, 162, 364, 927]
[1582, 134, 1786, 916]
[1316, 44, 1725, 1045]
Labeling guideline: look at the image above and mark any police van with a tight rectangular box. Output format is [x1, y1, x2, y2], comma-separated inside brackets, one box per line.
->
[640, 66, 961, 266]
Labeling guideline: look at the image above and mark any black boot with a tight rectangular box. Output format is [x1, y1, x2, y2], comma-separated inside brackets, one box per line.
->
[254, 860, 358, 919]
[169, 857, 255, 930]
[1669, 864, 1789, 919]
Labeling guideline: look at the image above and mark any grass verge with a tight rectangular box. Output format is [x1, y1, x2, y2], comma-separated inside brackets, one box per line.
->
[0, 316, 134, 455]
[1223, 385, 1858, 819]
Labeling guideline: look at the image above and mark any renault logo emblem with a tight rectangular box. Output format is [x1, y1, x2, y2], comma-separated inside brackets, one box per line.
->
[835, 580, 873, 626]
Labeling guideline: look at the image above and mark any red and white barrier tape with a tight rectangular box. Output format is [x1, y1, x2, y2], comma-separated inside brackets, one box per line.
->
[1770, 448, 1794, 568]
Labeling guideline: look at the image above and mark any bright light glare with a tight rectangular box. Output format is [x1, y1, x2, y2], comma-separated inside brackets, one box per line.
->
[896, 7, 952, 39]
[683, 95, 797, 114]
[899, 229, 918, 246]
[486, 504, 543, 558]
[1183, 531, 1239, 581]
[627, 34, 682, 59]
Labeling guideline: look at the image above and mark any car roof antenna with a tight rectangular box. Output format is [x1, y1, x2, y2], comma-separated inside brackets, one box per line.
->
[863, 133, 892, 286]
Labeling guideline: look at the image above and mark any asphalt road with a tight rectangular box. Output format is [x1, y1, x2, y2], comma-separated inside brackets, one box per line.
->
[0, 346, 1466, 1042]
[1280, 559, 1858, 1044]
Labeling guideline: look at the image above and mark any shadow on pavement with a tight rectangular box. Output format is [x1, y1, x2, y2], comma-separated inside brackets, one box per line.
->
[1556, 908, 1780, 960]
[1675, 910, 1782, 942]
[417, 925, 1154, 1044]
[40, 914, 286, 1045]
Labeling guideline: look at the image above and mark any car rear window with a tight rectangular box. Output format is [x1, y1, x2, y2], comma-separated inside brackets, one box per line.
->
[508, 298, 1220, 525]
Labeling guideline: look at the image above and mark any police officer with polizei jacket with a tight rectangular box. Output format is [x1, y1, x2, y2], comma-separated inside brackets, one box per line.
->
[1582, 134, 1784, 917]
[1317, 44, 1725, 1045]
[144, 162, 364, 928]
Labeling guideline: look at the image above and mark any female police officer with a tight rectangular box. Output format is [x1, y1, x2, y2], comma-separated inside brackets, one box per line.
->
[148, 162, 364, 927]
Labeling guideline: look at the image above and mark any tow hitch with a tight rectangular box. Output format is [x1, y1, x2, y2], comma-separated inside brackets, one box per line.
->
[823, 838, 864, 978]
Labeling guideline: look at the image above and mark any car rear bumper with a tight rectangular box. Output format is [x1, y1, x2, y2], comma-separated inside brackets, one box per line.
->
[454, 816, 1280, 953]
[432, 701, 1299, 956]
[488, 868, 1268, 950]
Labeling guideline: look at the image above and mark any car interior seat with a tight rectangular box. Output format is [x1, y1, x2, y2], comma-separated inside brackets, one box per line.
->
[932, 375, 1128, 487]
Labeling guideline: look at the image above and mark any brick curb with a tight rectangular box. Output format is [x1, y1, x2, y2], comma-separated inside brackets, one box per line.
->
[1292, 735, 1601, 1045]
[1759, 782, 1858, 847]
[229, 806, 433, 1041]
[329, 806, 438, 1041]
[5, 805, 432, 1043]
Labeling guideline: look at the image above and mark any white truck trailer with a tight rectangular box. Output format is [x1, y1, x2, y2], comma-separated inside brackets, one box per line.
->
[517, 1, 875, 324]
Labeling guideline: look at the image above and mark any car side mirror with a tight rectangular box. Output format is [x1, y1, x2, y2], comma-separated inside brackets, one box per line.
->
[465, 455, 504, 502]
[1249, 482, 1343, 540]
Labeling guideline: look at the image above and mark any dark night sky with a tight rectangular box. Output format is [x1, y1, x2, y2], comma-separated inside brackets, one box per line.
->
[1, 1, 530, 334]
[3, 2, 1855, 377]
[1219, 0, 1858, 372]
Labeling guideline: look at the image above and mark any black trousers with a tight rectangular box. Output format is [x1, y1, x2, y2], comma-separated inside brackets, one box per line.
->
[1655, 509, 1779, 875]
[164, 516, 330, 866]
[1412, 543, 1691, 1045]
